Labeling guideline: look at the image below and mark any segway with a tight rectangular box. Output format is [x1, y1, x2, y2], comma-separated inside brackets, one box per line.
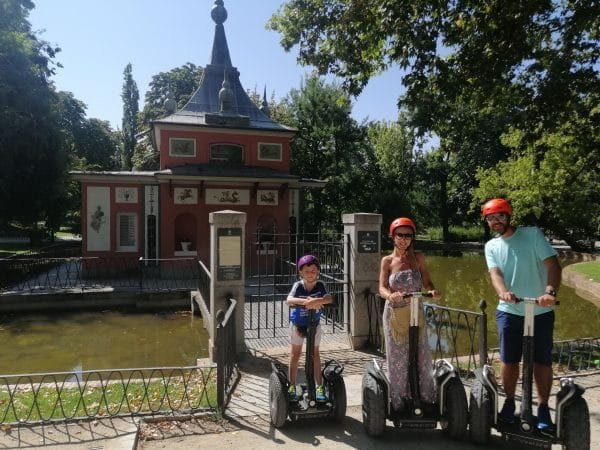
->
[269, 308, 346, 428]
[362, 292, 468, 438]
[469, 297, 590, 449]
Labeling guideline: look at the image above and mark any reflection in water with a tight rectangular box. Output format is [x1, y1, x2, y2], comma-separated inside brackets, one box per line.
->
[425, 252, 600, 348]
[0, 311, 208, 375]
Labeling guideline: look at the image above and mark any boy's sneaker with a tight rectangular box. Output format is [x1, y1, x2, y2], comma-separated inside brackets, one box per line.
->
[288, 384, 298, 401]
[498, 398, 517, 424]
[315, 385, 326, 402]
[537, 404, 554, 433]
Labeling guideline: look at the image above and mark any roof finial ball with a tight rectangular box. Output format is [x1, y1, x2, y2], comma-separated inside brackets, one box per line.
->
[211, 0, 227, 25]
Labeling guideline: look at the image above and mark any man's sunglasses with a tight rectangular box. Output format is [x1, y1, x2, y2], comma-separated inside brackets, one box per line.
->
[486, 213, 508, 222]
[394, 233, 414, 239]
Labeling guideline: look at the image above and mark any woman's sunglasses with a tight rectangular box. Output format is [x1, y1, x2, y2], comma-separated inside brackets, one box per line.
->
[394, 233, 414, 240]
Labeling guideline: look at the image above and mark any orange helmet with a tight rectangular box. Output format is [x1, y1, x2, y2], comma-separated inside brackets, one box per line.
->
[481, 198, 512, 217]
[389, 217, 416, 237]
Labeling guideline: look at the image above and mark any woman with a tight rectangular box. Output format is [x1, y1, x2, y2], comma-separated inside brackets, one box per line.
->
[379, 217, 442, 411]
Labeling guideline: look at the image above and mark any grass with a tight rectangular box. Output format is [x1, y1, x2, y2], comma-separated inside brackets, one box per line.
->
[0, 371, 217, 424]
[569, 261, 600, 282]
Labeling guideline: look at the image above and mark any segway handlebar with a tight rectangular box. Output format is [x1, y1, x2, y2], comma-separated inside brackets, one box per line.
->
[401, 291, 434, 299]
[505, 296, 560, 306]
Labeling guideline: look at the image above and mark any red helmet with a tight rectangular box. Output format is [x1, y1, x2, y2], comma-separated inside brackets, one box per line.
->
[481, 198, 512, 217]
[389, 217, 416, 237]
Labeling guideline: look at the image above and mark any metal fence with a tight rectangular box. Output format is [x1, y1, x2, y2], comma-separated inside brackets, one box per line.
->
[366, 291, 600, 378]
[0, 257, 200, 294]
[245, 232, 349, 338]
[0, 365, 217, 425]
[216, 297, 239, 410]
[366, 290, 494, 379]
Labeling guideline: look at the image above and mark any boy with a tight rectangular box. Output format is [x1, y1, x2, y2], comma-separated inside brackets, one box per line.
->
[286, 254, 333, 402]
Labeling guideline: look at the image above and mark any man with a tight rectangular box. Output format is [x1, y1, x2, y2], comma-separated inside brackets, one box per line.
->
[482, 198, 561, 432]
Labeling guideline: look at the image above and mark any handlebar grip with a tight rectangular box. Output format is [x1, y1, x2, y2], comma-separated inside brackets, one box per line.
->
[401, 291, 434, 299]
[511, 297, 560, 306]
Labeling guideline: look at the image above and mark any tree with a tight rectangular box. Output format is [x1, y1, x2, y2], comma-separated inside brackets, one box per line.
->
[269, 0, 600, 240]
[120, 62, 139, 170]
[0, 0, 69, 239]
[284, 76, 376, 231]
[140, 62, 203, 126]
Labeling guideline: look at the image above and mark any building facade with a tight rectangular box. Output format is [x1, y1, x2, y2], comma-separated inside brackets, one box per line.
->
[72, 0, 324, 265]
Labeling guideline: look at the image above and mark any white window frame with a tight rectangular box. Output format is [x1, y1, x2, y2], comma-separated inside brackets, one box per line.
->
[169, 138, 196, 157]
[258, 142, 282, 161]
[117, 213, 137, 252]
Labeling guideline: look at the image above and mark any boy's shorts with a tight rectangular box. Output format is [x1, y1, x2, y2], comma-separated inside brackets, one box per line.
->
[496, 310, 555, 366]
[290, 323, 323, 346]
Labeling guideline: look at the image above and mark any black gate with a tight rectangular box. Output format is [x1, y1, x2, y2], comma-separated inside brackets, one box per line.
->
[245, 233, 349, 345]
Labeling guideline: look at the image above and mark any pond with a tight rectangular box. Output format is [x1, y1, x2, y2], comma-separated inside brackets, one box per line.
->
[0, 311, 209, 375]
[425, 252, 600, 346]
[0, 251, 597, 375]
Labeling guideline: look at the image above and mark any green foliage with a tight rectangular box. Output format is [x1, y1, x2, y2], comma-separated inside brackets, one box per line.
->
[120, 63, 139, 170]
[0, 0, 70, 238]
[283, 76, 378, 230]
[422, 226, 484, 243]
[569, 262, 600, 282]
[474, 121, 600, 250]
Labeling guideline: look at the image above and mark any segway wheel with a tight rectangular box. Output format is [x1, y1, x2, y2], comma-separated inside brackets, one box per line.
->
[468, 378, 492, 444]
[562, 396, 590, 450]
[331, 377, 347, 423]
[441, 377, 468, 440]
[269, 372, 288, 428]
[362, 372, 386, 436]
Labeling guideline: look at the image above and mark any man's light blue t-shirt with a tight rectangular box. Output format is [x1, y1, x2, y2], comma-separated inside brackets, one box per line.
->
[484, 227, 557, 316]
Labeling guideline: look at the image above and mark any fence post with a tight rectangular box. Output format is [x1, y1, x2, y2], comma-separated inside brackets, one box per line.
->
[138, 257, 143, 292]
[208, 210, 246, 362]
[342, 213, 382, 349]
[478, 299, 488, 367]
[216, 308, 225, 411]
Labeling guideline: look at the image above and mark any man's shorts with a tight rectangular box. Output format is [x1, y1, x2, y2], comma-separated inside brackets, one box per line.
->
[496, 310, 555, 366]
[290, 323, 323, 346]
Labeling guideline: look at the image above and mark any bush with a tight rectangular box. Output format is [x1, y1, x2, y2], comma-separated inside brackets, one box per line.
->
[423, 226, 484, 242]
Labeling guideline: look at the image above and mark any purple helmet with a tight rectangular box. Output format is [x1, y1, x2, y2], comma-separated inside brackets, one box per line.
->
[297, 254, 320, 270]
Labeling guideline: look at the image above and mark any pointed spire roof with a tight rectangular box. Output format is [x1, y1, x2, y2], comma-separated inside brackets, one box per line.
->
[153, 0, 293, 133]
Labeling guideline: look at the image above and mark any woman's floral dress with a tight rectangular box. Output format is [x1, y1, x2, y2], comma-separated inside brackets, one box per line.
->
[383, 268, 435, 410]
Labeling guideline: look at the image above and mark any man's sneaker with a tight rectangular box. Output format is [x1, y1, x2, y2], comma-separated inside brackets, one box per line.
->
[315, 385, 326, 402]
[498, 398, 517, 424]
[288, 384, 298, 401]
[537, 404, 554, 433]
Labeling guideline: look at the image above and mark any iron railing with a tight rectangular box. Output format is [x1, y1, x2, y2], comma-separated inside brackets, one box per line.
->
[0, 257, 200, 294]
[365, 290, 491, 379]
[245, 232, 348, 338]
[216, 296, 239, 411]
[366, 291, 600, 378]
[0, 365, 217, 425]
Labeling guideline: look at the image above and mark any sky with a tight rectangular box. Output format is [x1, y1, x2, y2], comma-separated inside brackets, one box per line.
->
[28, 0, 405, 131]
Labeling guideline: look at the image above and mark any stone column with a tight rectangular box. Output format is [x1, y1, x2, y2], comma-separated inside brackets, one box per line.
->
[343, 213, 382, 349]
[208, 210, 246, 361]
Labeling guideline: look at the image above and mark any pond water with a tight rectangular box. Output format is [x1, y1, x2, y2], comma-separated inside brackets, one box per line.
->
[0, 252, 597, 375]
[0, 311, 208, 375]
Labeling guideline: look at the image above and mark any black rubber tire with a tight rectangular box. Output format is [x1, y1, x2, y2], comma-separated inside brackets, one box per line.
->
[331, 377, 347, 423]
[562, 396, 590, 450]
[468, 378, 492, 444]
[269, 372, 288, 428]
[441, 377, 468, 440]
[362, 373, 386, 436]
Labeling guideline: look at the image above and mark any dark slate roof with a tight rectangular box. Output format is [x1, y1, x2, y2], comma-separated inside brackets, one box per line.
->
[153, 1, 294, 133]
